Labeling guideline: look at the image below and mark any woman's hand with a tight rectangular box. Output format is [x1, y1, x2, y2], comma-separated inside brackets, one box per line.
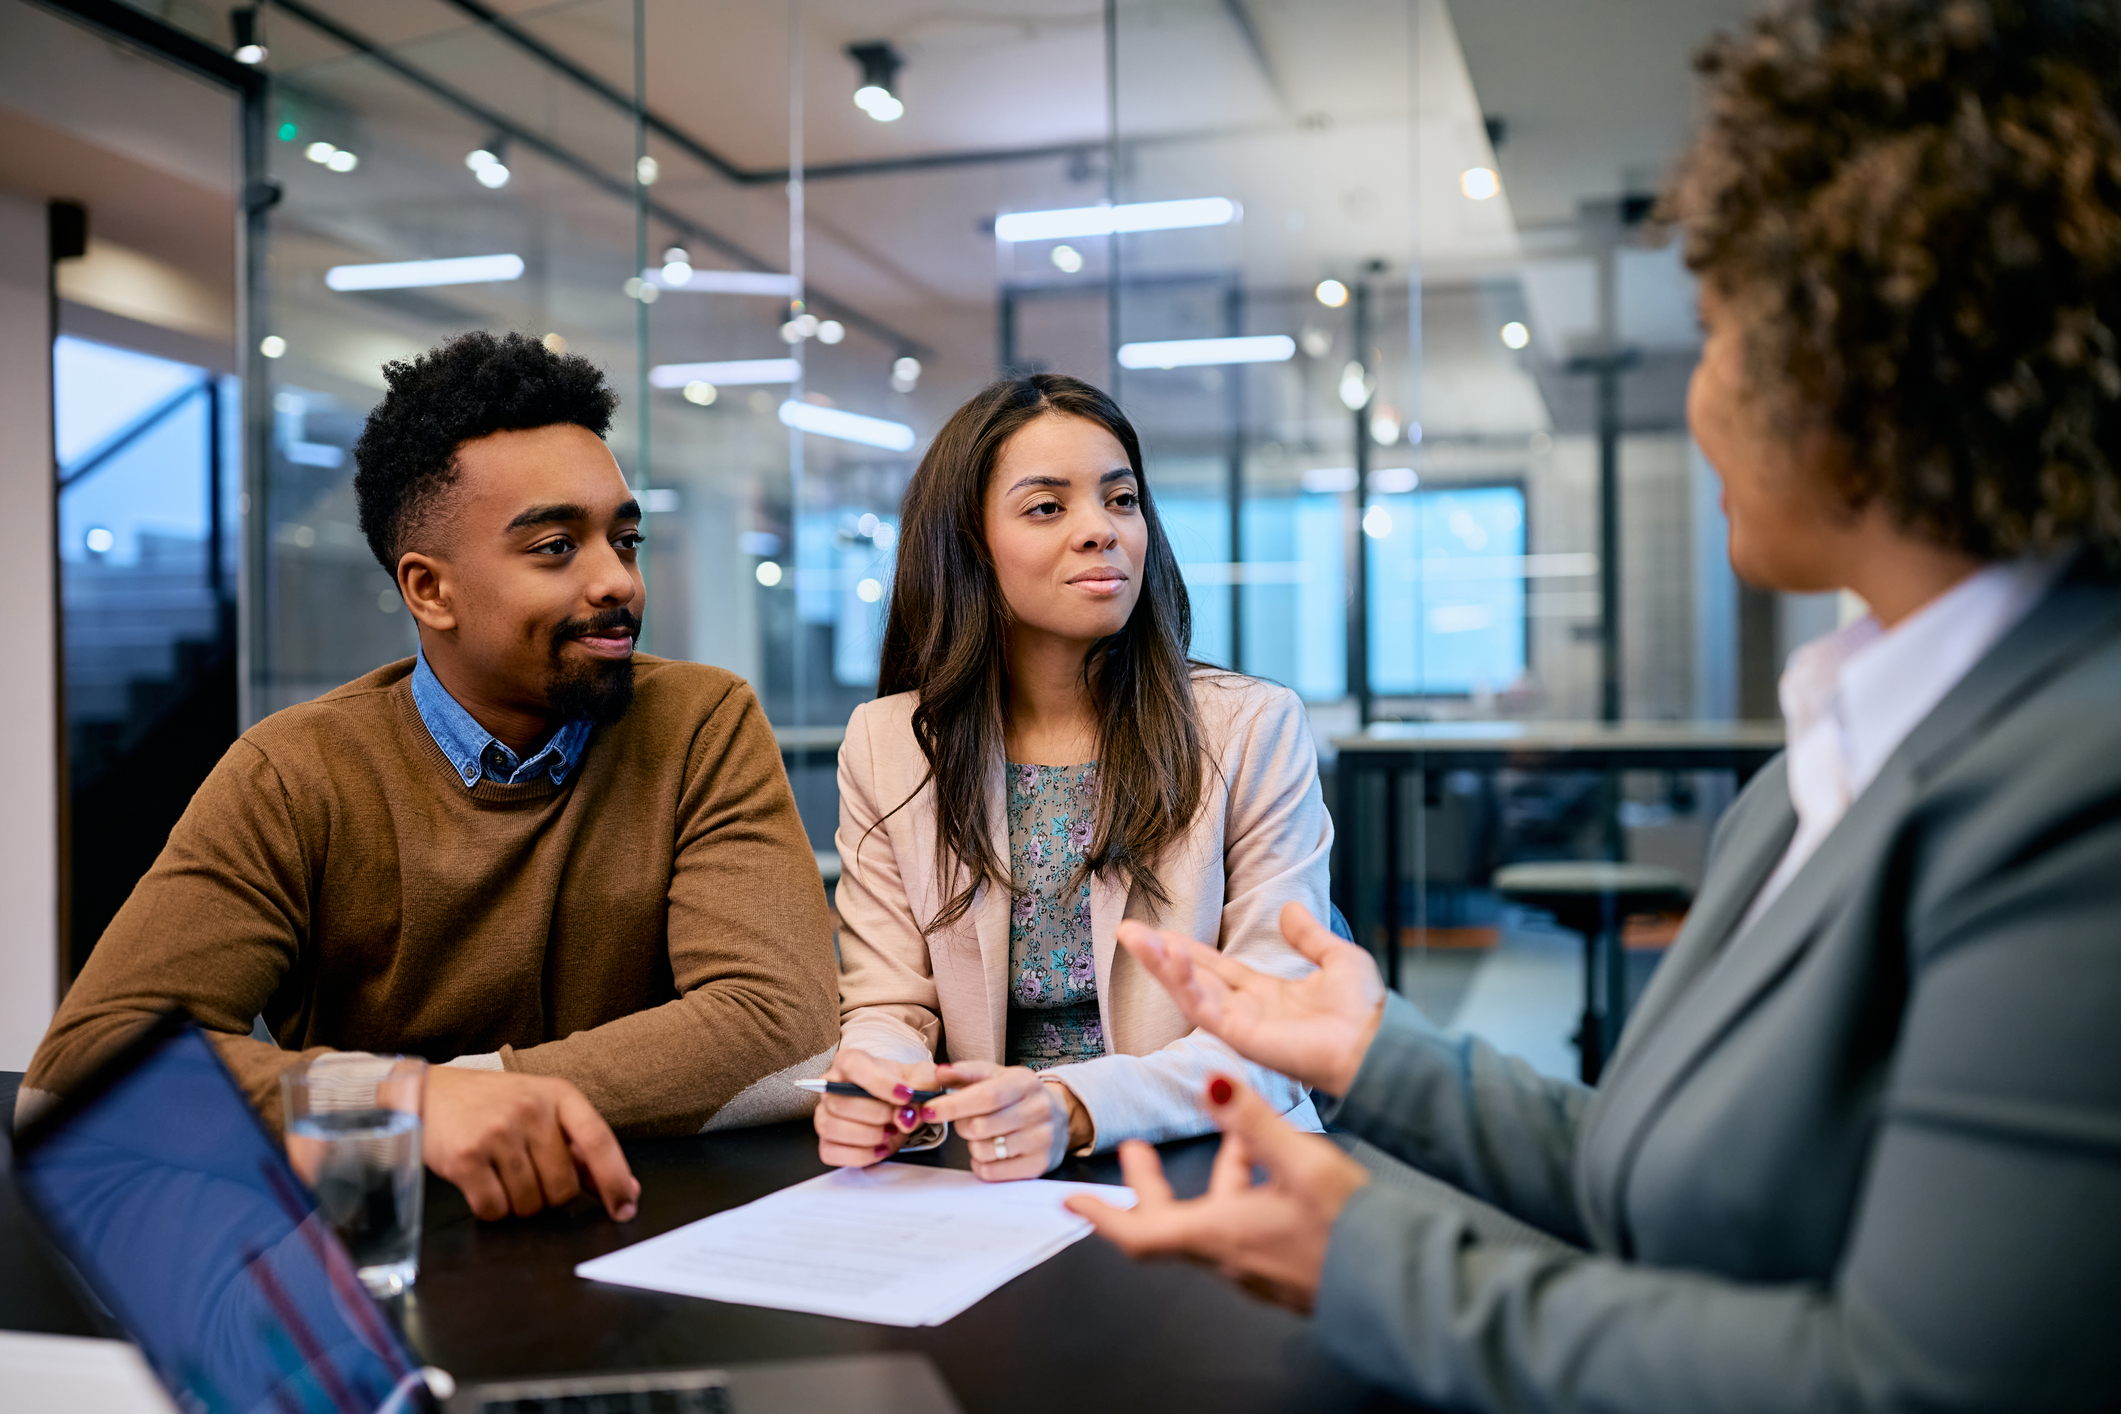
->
[812, 1048, 939, 1169]
[1065, 1073, 1370, 1313]
[923, 1062, 1087, 1181]
[1115, 901, 1386, 1097]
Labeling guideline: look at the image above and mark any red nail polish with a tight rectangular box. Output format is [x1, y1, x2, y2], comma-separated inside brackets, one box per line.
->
[898, 1106, 918, 1129]
[892, 1084, 913, 1101]
[1207, 1077, 1234, 1105]
[874, 1143, 890, 1157]
[920, 1106, 937, 1122]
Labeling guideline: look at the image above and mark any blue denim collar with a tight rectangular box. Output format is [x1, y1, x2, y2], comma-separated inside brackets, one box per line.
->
[410, 648, 590, 788]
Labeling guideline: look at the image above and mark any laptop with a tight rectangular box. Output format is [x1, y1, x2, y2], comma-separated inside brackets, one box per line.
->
[10, 1010, 959, 1414]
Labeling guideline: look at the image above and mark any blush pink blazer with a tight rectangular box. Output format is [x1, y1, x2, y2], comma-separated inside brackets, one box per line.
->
[833, 670, 1330, 1149]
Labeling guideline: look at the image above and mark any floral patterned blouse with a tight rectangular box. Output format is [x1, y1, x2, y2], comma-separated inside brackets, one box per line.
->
[1003, 761, 1105, 1069]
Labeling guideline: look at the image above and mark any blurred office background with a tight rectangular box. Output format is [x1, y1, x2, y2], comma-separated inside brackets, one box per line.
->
[1, 0, 1832, 1079]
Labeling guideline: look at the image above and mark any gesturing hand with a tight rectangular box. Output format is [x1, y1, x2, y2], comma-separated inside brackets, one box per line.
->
[1065, 1073, 1369, 1313]
[813, 1048, 940, 1169]
[1116, 901, 1387, 1096]
[422, 1067, 639, 1223]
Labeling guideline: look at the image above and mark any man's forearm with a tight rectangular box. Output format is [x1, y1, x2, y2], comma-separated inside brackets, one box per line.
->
[505, 977, 839, 1135]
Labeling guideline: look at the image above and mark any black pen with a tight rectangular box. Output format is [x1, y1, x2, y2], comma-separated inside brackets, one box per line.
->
[791, 1079, 949, 1104]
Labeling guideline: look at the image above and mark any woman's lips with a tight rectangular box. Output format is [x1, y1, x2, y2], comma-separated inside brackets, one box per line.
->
[1068, 569, 1129, 596]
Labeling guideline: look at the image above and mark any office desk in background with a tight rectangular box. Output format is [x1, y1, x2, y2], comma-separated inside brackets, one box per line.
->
[0, 1074, 1426, 1414]
[1332, 721, 1786, 990]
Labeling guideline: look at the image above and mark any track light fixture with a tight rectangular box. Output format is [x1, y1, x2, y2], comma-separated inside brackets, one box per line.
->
[466, 133, 511, 189]
[847, 42, 905, 122]
[231, 6, 266, 65]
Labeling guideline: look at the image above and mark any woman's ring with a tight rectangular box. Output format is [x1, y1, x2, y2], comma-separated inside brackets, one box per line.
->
[993, 1134, 1009, 1161]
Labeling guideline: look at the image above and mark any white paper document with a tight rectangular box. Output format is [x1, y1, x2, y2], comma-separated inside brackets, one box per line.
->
[575, 1163, 1137, 1327]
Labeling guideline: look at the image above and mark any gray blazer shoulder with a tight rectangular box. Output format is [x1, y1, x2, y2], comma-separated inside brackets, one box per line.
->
[1314, 559, 2121, 1413]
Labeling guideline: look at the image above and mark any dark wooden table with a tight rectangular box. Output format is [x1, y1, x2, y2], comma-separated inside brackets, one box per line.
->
[1, 1074, 1420, 1414]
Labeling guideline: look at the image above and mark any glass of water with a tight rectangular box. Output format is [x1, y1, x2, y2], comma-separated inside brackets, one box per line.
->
[281, 1054, 427, 1298]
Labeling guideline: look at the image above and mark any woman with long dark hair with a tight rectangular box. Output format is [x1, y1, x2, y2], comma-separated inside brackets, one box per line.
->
[812, 373, 1331, 1180]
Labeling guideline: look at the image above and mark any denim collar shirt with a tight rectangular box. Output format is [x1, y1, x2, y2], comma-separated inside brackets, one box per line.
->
[410, 648, 592, 789]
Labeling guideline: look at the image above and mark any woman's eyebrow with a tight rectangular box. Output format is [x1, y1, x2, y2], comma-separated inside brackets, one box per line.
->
[1006, 474, 1071, 492]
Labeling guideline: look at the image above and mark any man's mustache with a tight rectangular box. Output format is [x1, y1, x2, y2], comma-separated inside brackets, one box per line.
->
[551, 607, 641, 650]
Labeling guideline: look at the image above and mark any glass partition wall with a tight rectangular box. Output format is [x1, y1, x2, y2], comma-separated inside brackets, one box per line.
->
[180, 0, 1745, 1080]
[246, 0, 654, 714]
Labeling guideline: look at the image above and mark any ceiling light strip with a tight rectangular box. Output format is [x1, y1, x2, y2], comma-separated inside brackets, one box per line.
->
[1116, 335, 1295, 370]
[324, 254, 524, 291]
[778, 401, 916, 452]
[994, 197, 1239, 243]
[644, 268, 803, 296]
[648, 359, 801, 388]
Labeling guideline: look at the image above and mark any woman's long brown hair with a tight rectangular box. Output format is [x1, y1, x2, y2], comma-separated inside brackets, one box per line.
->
[877, 374, 1204, 933]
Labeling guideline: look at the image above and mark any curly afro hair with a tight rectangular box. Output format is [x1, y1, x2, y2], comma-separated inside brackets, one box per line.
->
[352, 330, 620, 572]
[1665, 0, 2121, 559]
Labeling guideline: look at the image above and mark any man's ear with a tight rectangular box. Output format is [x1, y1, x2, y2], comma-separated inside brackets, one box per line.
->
[398, 552, 457, 633]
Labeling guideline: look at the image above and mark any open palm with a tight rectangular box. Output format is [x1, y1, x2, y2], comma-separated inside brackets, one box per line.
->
[1116, 902, 1386, 1096]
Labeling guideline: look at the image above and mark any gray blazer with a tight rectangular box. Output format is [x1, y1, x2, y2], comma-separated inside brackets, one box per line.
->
[1314, 558, 2121, 1413]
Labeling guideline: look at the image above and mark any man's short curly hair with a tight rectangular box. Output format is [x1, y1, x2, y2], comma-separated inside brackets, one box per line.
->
[352, 330, 620, 571]
[1665, 0, 2121, 558]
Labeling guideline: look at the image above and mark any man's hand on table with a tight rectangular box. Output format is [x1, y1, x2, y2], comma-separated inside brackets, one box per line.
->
[1066, 1074, 1369, 1313]
[1115, 901, 1386, 1098]
[422, 1067, 639, 1223]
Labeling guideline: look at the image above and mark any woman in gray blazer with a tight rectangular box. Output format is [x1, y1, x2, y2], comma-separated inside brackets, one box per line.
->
[1068, 2, 2121, 1409]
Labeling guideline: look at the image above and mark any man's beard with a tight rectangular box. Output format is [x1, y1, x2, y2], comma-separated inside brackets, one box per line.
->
[546, 607, 639, 726]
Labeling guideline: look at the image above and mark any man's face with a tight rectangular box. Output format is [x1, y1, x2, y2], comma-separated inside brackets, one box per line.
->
[403, 423, 645, 729]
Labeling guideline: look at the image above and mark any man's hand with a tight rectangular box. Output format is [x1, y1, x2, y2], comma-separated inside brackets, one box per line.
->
[1065, 1073, 1369, 1313]
[422, 1067, 639, 1223]
[1116, 901, 1387, 1096]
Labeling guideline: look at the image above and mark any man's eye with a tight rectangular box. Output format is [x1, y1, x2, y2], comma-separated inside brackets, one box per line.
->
[532, 537, 575, 556]
[616, 531, 645, 551]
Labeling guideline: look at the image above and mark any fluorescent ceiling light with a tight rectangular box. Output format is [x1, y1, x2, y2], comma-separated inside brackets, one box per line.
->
[646, 267, 801, 296]
[995, 197, 1238, 243]
[325, 254, 524, 291]
[778, 400, 916, 452]
[648, 359, 800, 389]
[1117, 335, 1295, 370]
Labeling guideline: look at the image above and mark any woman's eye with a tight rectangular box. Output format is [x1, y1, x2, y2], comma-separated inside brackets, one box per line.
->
[1109, 490, 1139, 509]
[1028, 500, 1063, 518]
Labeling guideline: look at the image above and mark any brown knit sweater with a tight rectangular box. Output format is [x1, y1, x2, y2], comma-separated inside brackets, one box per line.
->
[25, 656, 838, 1137]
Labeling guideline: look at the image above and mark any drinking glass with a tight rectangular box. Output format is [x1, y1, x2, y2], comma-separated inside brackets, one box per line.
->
[281, 1053, 427, 1298]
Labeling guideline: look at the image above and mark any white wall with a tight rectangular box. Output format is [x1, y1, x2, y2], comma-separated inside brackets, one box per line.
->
[0, 189, 59, 1068]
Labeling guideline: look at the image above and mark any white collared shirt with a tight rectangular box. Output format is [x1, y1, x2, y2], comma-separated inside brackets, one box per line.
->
[1736, 556, 2064, 934]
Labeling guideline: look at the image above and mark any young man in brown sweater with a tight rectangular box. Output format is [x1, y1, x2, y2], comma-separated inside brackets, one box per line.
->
[21, 331, 839, 1223]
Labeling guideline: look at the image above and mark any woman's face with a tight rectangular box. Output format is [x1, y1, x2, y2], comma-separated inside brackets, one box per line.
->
[1688, 284, 1859, 594]
[981, 412, 1148, 650]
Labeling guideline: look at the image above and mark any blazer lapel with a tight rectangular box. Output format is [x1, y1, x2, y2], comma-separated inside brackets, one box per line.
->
[1580, 762, 1907, 1251]
[1603, 762, 1797, 1073]
[1898, 556, 2121, 778]
[1088, 868, 1131, 1055]
[971, 755, 1012, 1061]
